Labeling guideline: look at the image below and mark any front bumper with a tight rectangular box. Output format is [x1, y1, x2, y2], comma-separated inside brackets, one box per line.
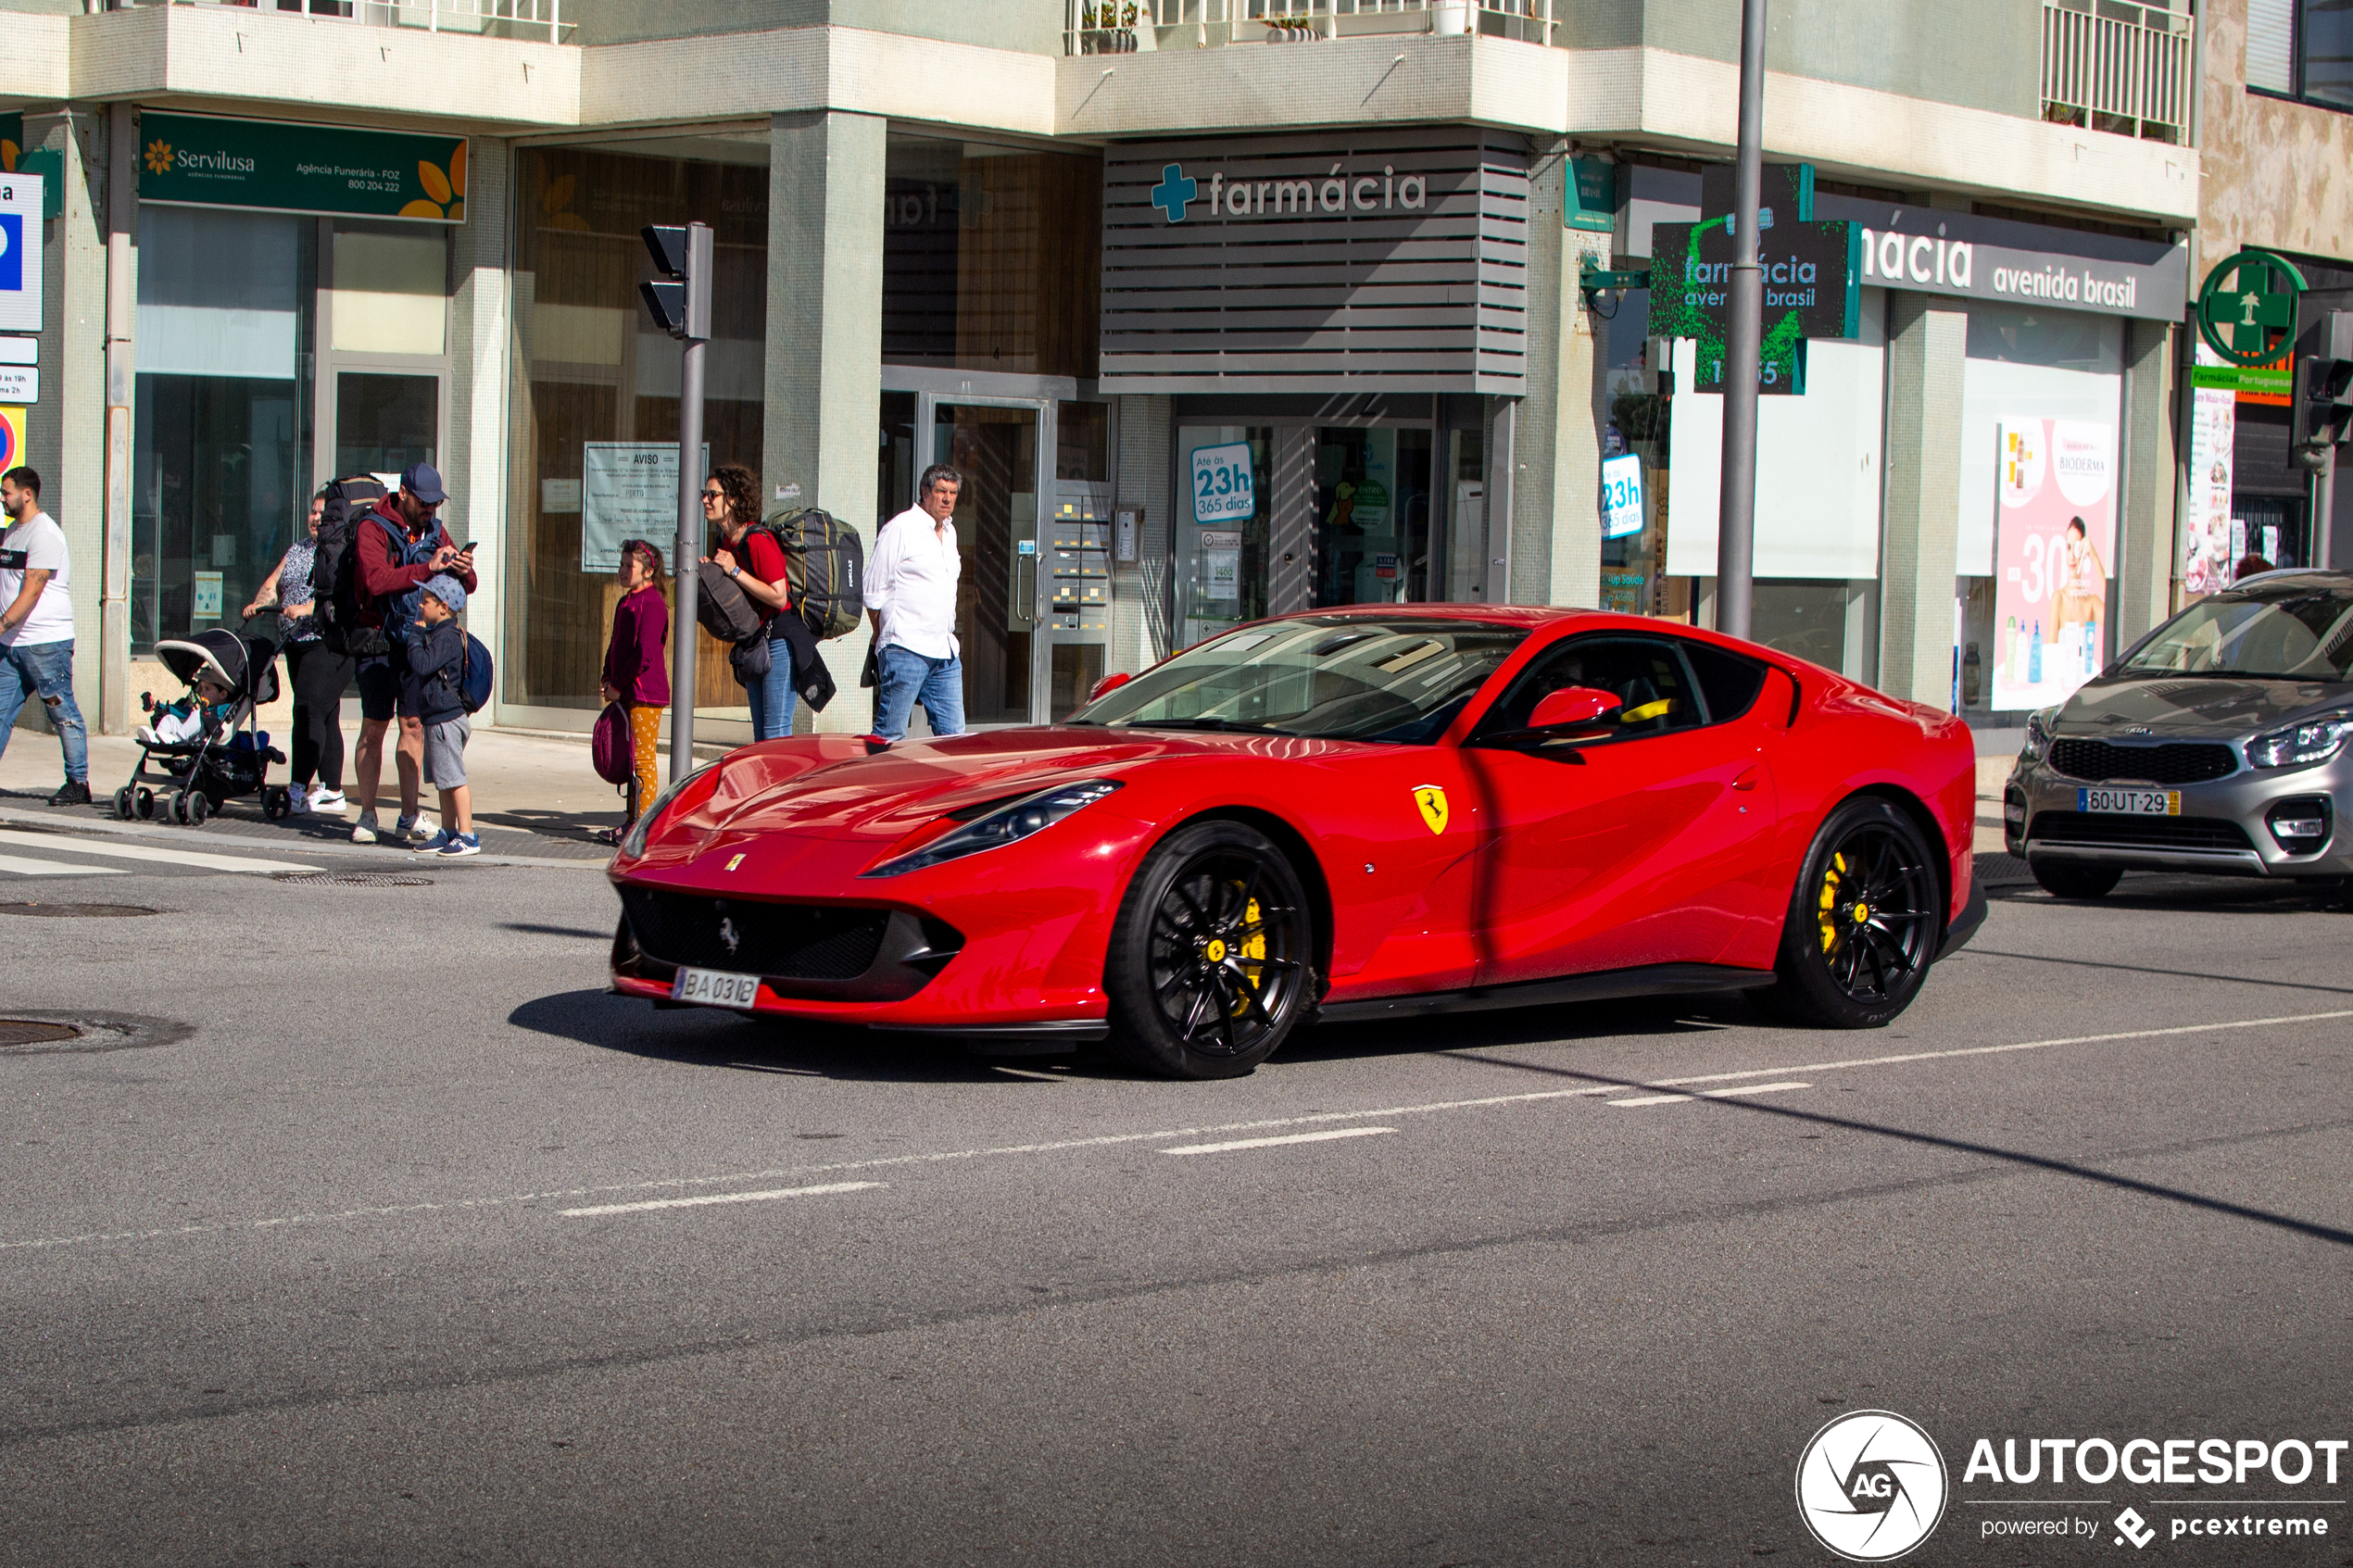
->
[2007, 745, 2352, 878]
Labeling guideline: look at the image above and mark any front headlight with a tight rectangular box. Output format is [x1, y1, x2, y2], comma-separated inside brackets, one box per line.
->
[2021, 707, 2059, 761]
[617, 759, 720, 859]
[862, 779, 1124, 878]
[2246, 709, 2353, 771]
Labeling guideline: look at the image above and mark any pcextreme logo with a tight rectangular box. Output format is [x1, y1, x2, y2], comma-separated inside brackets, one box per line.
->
[1796, 1410, 1951, 1562]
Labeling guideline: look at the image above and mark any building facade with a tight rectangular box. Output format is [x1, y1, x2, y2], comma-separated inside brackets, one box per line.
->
[0, 0, 2200, 747]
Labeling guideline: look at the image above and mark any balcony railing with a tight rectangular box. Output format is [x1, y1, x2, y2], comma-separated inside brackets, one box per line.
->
[1066, 0, 1554, 54]
[2040, 0, 2193, 143]
[107, 0, 570, 44]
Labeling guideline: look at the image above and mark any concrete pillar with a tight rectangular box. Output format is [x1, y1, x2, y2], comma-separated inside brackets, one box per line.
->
[1506, 143, 1565, 606]
[446, 138, 511, 722]
[101, 102, 134, 736]
[765, 110, 885, 734]
[1114, 393, 1171, 669]
[2117, 318, 2175, 646]
[1548, 225, 1611, 610]
[21, 109, 106, 735]
[1879, 294, 1967, 708]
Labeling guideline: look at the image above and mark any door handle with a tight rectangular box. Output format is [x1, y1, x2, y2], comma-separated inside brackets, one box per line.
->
[1731, 765, 1759, 792]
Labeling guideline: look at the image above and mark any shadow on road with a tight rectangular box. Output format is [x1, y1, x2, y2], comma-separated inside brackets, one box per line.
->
[1284, 993, 1747, 1066]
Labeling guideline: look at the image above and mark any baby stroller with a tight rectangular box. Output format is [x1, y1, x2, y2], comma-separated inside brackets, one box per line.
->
[113, 626, 292, 827]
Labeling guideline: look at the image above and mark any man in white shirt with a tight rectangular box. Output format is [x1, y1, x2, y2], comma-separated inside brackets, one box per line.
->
[0, 467, 90, 806]
[863, 462, 967, 740]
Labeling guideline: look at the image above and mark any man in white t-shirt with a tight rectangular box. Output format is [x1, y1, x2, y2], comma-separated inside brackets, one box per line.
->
[0, 467, 90, 806]
[863, 462, 966, 741]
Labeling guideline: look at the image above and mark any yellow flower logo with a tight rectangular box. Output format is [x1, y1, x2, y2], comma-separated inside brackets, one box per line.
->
[145, 139, 174, 176]
[398, 142, 467, 222]
[538, 170, 589, 232]
[0, 138, 17, 173]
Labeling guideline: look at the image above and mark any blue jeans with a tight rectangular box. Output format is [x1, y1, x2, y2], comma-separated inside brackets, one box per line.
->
[875, 645, 965, 741]
[746, 634, 798, 742]
[0, 640, 89, 783]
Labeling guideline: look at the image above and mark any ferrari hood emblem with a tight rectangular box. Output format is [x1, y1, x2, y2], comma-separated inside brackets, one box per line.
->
[1413, 784, 1450, 835]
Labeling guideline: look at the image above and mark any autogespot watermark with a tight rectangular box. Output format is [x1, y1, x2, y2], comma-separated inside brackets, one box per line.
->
[1797, 1413, 2347, 1556]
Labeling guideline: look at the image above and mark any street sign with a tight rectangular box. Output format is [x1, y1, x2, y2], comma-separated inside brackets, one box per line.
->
[2196, 249, 2306, 369]
[1566, 157, 1615, 232]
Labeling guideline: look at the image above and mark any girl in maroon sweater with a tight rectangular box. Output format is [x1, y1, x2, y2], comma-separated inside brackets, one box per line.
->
[600, 539, 672, 834]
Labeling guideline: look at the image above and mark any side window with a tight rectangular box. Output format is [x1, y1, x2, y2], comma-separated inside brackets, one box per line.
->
[1679, 639, 1770, 724]
[1474, 637, 1703, 745]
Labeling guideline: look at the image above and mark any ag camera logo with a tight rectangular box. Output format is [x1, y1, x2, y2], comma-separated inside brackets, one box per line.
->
[1796, 1410, 1950, 1562]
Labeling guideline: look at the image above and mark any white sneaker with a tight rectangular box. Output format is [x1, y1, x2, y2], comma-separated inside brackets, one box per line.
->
[351, 813, 380, 845]
[397, 813, 432, 844]
[287, 783, 309, 815]
[308, 787, 346, 814]
[135, 723, 161, 746]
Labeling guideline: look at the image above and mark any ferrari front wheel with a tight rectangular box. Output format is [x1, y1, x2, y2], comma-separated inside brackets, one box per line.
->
[1757, 797, 1942, 1029]
[1105, 820, 1313, 1079]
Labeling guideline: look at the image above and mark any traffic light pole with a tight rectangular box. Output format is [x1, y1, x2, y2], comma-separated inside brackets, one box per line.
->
[640, 220, 714, 784]
[1715, 0, 1768, 642]
[2318, 447, 2337, 571]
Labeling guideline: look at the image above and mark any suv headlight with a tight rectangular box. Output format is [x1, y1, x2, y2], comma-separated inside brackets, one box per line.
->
[863, 779, 1124, 878]
[2021, 707, 2059, 762]
[617, 760, 720, 859]
[2246, 709, 2353, 771]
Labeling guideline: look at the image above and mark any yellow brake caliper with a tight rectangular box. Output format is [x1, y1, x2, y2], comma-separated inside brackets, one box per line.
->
[1231, 892, 1268, 1015]
[1818, 852, 1846, 953]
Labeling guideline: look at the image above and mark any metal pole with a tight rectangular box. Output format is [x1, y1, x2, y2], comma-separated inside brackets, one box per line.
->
[670, 335, 706, 782]
[2316, 446, 2337, 571]
[1715, 0, 1768, 643]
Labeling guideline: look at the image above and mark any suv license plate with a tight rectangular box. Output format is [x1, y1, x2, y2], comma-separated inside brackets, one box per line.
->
[672, 967, 762, 1008]
[2078, 786, 2180, 816]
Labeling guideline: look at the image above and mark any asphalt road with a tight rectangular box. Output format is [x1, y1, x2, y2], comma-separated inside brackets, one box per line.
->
[3, 840, 2350, 1567]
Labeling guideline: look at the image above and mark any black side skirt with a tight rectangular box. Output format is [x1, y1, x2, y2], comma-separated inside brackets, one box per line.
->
[1312, 962, 1777, 1028]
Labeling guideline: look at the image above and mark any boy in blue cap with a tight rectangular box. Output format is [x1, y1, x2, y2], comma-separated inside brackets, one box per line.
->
[400, 573, 479, 857]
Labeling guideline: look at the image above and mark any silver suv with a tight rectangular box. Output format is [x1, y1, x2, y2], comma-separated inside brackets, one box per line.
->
[2006, 571, 2353, 898]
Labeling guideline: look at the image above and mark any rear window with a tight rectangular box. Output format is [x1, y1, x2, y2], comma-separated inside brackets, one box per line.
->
[1682, 640, 1770, 722]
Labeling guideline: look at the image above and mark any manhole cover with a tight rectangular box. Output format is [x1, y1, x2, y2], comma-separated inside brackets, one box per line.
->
[0, 1019, 81, 1047]
[0, 901, 161, 917]
[271, 872, 436, 887]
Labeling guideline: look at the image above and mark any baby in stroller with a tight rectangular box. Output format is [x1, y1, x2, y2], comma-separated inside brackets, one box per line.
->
[112, 626, 293, 827]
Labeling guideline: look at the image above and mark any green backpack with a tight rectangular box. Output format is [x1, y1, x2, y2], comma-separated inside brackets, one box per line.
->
[762, 508, 865, 641]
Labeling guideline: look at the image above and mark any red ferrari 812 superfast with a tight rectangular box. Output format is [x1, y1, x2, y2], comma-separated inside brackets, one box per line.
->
[608, 607, 1983, 1078]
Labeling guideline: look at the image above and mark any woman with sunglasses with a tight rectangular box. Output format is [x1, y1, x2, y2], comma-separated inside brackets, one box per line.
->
[700, 463, 797, 739]
[598, 537, 670, 841]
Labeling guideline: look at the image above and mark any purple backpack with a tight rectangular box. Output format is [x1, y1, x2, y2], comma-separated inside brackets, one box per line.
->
[592, 702, 634, 785]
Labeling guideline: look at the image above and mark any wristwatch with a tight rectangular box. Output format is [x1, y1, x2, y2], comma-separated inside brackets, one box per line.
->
[727, 565, 742, 581]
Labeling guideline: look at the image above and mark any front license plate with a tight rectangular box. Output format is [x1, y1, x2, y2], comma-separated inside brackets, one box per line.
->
[671, 967, 762, 1008]
[2078, 786, 2180, 816]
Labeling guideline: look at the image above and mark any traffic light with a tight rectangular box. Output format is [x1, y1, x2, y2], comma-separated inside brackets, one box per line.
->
[638, 222, 711, 342]
[2293, 310, 2353, 455]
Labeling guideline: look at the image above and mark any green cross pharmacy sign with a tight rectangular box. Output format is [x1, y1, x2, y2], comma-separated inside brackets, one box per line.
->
[2196, 249, 2304, 369]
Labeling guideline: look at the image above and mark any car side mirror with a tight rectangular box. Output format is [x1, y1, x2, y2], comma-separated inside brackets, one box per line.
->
[1528, 686, 1622, 731]
[1088, 671, 1133, 701]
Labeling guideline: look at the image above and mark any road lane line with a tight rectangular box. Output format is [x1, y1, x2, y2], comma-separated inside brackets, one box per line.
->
[560, 1181, 883, 1217]
[0, 828, 317, 874]
[1162, 1127, 1396, 1156]
[8, 1009, 2352, 1256]
[1609, 1081, 1811, 1108]
[0, 852, 129, 877]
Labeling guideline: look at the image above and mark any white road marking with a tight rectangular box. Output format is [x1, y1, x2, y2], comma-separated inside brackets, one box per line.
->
[0, 852, 129, 878]
[7, 1009, 2353, 1256]
[0, 828, 317, 875]
[1162, 1126, 1397, 1156]
[560, 1181, 883, 1217]
[1608, 1080, 1812, 1109]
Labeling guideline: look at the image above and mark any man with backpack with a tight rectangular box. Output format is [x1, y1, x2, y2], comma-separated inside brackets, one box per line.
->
[346, 463, 475, 844]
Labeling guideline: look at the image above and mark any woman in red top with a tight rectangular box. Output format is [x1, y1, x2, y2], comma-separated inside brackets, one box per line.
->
[599, 538, 672, 836]
[701, 463, 798, 740]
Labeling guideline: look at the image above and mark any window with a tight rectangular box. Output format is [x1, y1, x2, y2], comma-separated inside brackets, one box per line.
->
[2248, 0, 2353, 110]
[1473, 636, 1704, 746]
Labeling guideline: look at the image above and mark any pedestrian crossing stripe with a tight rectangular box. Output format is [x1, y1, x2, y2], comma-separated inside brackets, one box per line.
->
[0, 828, 317, 875]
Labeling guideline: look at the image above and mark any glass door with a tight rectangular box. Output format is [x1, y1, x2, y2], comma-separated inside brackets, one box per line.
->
[333, 371, 440, 492]
[931, 398, 1048, 726]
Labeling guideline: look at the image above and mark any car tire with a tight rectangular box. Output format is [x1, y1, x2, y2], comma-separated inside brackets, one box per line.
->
[1104, 819, 1315, 1079]
[2029, 860, 2122, 900]
[1755, 797, 1943, 1030]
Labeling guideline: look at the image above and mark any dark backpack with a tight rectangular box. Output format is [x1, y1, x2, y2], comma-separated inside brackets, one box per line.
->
[767, 508, 864, 640]
[695, 560, 766, 645]
[458, 632, 495, 715]
[310, 476, 390, 658]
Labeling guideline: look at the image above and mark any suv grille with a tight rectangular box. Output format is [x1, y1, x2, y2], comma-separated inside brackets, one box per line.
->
[2029, 811, 2254, 854]
[2048, 738, 2237, 785]
[617, 888, 887, 979]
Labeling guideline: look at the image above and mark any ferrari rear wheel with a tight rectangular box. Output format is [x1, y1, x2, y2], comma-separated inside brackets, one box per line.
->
[1757, 797, 1941, 1029]
[1105, 820, 1313, 1079]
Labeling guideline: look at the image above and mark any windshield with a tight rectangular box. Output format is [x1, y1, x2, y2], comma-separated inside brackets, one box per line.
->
[1072, 617, 1530, 743]
[2120, 586, 2353, 681]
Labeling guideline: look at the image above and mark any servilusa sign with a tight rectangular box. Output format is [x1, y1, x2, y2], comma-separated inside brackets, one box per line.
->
[139, 112, 468, 224]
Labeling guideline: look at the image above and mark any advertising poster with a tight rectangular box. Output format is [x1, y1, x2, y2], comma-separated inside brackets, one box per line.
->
[0, 169, 41, 333]
[1191, 441, 1254, 524]
[1601, 454, 1644, 539]
[2182, 345, 2237, 596]
[1990, 418, 2115, 711]
[1200, 530, 1241, 601]
[580, 442, 704, 572]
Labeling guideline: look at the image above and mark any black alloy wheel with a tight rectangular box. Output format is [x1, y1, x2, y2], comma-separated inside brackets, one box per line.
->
[1757, 797, 1942, 1029]
[1105, 820, 1314, 1079]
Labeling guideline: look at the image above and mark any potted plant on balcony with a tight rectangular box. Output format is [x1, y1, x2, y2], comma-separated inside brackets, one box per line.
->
[1079, 1, 1149, 52]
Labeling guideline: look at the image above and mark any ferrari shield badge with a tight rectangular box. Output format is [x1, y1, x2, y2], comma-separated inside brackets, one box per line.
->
[1413, 784, 1450, 835]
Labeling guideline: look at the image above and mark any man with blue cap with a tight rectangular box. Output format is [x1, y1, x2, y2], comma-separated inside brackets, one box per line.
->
[349, 461, 476, 844]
